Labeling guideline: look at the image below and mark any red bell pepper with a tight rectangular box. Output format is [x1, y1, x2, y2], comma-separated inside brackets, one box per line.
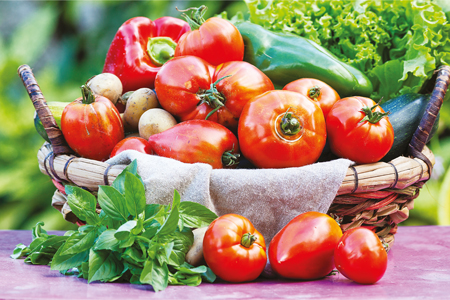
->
[103, 16, 190, 93]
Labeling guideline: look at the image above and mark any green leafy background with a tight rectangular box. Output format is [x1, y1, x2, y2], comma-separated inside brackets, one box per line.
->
[0, 0, 448, 230]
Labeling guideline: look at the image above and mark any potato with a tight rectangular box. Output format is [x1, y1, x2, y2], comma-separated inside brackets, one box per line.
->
[185, 227, 208, 267]
[138, 108, 177, 140]
[87, 73, 122, 104]
[123, 88, 159, 132]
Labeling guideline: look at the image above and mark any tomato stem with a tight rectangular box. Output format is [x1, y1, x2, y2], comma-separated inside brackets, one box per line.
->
[222, 148, 240, 167]
[177, 5, 207, 30]
[280, 108, 302, 135]
[241, 232, 257, 248]
[81, 85, 96, 105]
[198, 75, 232, 120]
[359, 104, 390, 124]
[308, 85, 321, 100]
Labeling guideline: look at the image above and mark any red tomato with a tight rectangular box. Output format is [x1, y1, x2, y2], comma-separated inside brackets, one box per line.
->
[61, 86, 124, 161]
[155, 55, 273, 132]
[283, 78, 340, 119]
[238, 90, 326, 169]
[174, 6, 244, 66]
[334, 227, 388, 284]
[203, 214, 267, 282]
[146, 120, 240, 169]
[326, 96, 394, 164]
[269, 211, 342, 280]
[110, 137, 151, 158]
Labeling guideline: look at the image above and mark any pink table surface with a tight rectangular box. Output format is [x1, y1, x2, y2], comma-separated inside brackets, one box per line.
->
[1, 226, 449, 300]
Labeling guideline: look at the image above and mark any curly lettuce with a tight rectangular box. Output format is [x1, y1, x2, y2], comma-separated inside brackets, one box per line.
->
[244, 0, 450, 101]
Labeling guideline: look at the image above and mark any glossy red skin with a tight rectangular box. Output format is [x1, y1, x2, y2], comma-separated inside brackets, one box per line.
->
[283, 78, 340, 119]
[103, 16, 190, 92]
[334, 227, 388, 284]
[238, 90, 326, 169]
[61, 96, 124, 161]
[174, 17, 244, 66]
[326, 96, 394, 164]
[203, 214, 267, 283]
[269, 211, 343, 280]
[155, 55, 274, 132]
[146, 120, 239, 169]
[110, 137, 151, 158]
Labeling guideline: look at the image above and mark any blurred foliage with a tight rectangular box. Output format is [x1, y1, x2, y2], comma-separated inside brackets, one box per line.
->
[0, 0, 448, 230]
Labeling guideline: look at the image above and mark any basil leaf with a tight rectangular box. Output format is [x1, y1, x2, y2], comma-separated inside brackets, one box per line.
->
[120, 235, 136, 249]
[60, 227, 98, 256]
[25, 251, 54, 265]
[32, 221, 48, 240]
[88, 249, 124, 283]
[115, 220, 137, 241]
[10, 243, 30, 259]
[201, 266, 216, 283]
[51, 247, 89, 271]
[155, 191, 180, 236]
[29, 235, 68, 255]
[66, 186, 97, 222]
[145, 204, 164, 220]
[125, 172, 146, 217]
[98, 185, 128, 222]
[94, 229, 120, 251]
[123, 246, 147, 264]
[159, 230, 194, 266]
[179, 201, 218, 229]
[112, 160, 143, 194]
[140, 259, 169, 292]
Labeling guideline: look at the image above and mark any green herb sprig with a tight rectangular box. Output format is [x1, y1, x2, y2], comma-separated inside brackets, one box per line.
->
[11, 159, 217, 292]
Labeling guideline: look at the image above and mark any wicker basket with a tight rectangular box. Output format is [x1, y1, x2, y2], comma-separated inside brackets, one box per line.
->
[19, 64, 450, 250]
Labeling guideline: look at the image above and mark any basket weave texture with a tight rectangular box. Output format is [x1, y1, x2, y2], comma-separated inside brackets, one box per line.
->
[20, 64, 450, 250]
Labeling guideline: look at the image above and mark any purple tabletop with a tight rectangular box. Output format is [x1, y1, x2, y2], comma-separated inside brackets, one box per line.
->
[1, 226, 449, 299]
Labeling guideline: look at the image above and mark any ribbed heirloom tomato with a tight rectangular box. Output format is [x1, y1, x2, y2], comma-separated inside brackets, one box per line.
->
[238, 90, 326, 168]
[155, 55, 274, 132]
[203, 214, 267, 282]
[269, 211, 342, 280]
[326, 96, 394, 164]
[334, 227, 388, 284]
[61, 85, 124, 161]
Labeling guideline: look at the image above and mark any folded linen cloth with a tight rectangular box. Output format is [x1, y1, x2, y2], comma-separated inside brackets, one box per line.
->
[106, 150, 353, 244]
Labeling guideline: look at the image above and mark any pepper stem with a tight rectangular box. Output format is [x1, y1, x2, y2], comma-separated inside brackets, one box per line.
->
[222, 147, 240, 167]
[81, 85, 96, 104]
[198, 75, 232, 120]
[308, 85, 322, 100]
[147, 36, 177, 67]
[241, 233, 257, 248]
[177, 5, 207, 30]
[359, 104, 390, 124]
[280, 108, 302, 135]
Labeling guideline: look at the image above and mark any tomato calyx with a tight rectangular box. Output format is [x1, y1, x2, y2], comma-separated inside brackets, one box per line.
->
[80, 85, 96, 104]
[197, 75, 232, 120]
[178, 5, 207, 30]
[222, 148, 240, 168]
[308, 85, 322, 100]
[241, 232, 258, 248]
[279, 108, 303, 136]
[359, 104, 390, 124]
[147, 36, 177, 67]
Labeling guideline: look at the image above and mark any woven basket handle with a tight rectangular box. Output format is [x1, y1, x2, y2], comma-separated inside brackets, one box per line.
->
[18, 65, 73, 155]
[408, 65, 450, 171]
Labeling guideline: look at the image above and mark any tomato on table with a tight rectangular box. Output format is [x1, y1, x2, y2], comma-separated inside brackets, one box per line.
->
[61, 85, 124, 161]
[326, 96, 394, 164]
[334, 227, 388, 284]
[238, 90, 326, 169]
[283, 78, 340, 119]
[203, 214, 267, 283]
[268, 211, 342, 280]
[155, 55, 273, 132]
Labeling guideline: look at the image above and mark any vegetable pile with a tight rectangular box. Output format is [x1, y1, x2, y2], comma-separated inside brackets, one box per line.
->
[20, 0, 449, 292]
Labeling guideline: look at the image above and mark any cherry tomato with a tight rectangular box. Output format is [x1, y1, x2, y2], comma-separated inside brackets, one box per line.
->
[283, 78, 340, 119]
[203, 214, 267, 282]
[110, 137, 151, 158]
[334, 227, 388, 284]
[155, 55, 273, 132]
[326, 96, 394, 164]
[268, 211, 342, 280]
[238, 90, 326, 169]
[146, 120, 240, 169]
[61, 86, 124, 161]
[175, 6, 244, 66]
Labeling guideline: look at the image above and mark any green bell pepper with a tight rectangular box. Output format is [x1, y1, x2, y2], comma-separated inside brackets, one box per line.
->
[235, 21, 373, 97]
